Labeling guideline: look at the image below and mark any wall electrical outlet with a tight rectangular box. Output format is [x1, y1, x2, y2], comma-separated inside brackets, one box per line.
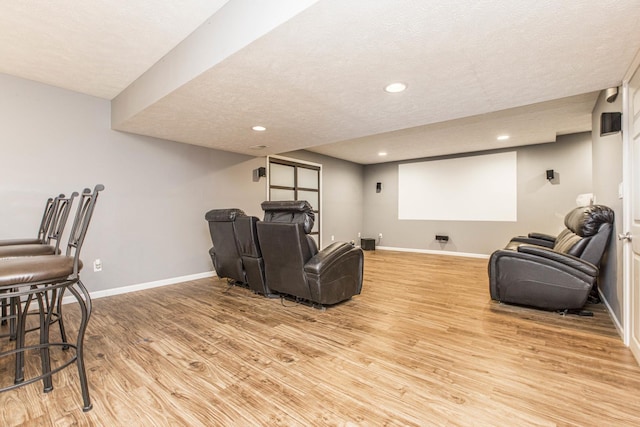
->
[331, 235, 335, 241]
[93, 259, 102, 272]
[378, 233, 383, 240]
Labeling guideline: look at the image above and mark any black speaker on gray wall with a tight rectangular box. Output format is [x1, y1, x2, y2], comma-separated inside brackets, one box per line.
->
[546, 169, 555, 181]
[376, 182, 382, 193]
[601, 112, 622, 136]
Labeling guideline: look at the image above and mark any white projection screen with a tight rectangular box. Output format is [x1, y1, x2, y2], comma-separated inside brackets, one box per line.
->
[398, 151, 517, 221]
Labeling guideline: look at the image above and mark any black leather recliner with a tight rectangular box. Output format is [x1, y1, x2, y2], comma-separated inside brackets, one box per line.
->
[235, 215, 274, 297]
[489, 205, 614, 311]
[204, 208, 271, 296]
[256, 200, 363, 306]
[205, 208, 246, 284]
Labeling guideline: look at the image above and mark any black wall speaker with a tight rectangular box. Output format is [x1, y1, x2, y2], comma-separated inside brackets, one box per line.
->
[376, 182, 382, 193]
[257, 167, 266, 177]
[601, 112, 622, 136]
[546, 169, 555, 180]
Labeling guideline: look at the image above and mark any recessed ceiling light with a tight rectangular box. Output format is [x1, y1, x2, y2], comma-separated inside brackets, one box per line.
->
[252, 125, 266, 131]
[384, 82, 407, 93]
[497, 135, 510, 141]
[378, 151, 388, 156]
[249, 145, 268, 150]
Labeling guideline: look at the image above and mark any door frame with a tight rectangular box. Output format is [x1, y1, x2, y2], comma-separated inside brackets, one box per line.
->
[622, 49, 640, 362]
[622, 79, 632, 348]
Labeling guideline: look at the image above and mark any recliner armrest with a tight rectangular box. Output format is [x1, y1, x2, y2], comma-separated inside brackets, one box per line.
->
[508, 237, 554, 248]
[517, 245, 598, 276]
[303, 242, 363, 305]
[304, 242, 353, 274]
[528, 232, 556, 242]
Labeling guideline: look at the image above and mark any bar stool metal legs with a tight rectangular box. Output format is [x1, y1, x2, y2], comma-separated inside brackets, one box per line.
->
[0, 279, 93, 411]
[67, 279, 93, 411]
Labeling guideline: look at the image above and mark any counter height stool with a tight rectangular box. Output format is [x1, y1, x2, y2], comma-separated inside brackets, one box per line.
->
[0, 184, 104, 412]
[0, 193, 63, 247]
[0, 192, 77, 258]
[0, 192, 78, 339]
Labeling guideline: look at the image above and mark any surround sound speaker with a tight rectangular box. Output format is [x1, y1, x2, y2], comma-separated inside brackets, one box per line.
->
[600, 112, 622, 136]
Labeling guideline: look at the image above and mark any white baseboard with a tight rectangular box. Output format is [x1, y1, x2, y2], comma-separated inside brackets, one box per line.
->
[62, 271, 216, 304]
[374, 245, 490, 259]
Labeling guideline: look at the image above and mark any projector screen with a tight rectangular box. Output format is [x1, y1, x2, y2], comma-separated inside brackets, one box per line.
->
[398, 151, 517, 221]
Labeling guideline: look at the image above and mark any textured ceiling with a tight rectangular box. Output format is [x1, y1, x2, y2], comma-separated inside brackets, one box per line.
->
[312, 92, 600, 163]
[0, 0, 230, 99]
[2, 0, 640, 164]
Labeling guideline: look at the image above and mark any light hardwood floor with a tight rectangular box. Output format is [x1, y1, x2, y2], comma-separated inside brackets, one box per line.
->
[1, 250, 639, 426]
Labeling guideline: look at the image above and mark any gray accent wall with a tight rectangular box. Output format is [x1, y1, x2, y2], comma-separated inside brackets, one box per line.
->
[280, 150, 364, 247]
[362, 132, 593, 255]
[591, 88, 624, 326]
[0, 73, 266, 293]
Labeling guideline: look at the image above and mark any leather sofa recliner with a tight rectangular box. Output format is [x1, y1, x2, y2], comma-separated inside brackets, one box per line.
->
[205, 208, 246, 284]
[234, 215, 274, 296]
[205, 208, 271, 296]
[256, 200, 363, 306]
[489, 205, 614, 311]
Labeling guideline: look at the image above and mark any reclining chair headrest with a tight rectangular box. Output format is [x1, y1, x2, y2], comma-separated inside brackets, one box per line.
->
[564, 205, 614, 237]
[205, 208, 246, 222]
[261, 200, 315, 234]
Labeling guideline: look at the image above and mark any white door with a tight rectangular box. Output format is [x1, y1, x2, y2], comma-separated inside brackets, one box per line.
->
[627, 66, 640, 363]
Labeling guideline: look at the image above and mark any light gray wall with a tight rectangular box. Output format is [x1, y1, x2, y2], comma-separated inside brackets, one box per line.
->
[0, 73, 266, 293]
[279, 150, 364, 247]
[362, 132, 593, 255]
[592, 88, 624, 324]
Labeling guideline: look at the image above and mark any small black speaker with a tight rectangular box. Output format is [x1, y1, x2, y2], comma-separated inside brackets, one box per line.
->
[376, 182, 382, 193]
[257, 167, 266, 177]
[601, 112, 622, 136]
[546, 169, 555, 180]
[361, 238, 376, 250]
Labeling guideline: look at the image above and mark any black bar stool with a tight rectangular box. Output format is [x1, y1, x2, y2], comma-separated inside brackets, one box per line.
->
[0, 192, 78, 341]
[0, 184, 104, 412]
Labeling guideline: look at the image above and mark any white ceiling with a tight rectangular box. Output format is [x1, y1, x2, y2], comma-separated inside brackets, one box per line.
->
[0, 0, 230, 99]
[1, 0, 639, 164]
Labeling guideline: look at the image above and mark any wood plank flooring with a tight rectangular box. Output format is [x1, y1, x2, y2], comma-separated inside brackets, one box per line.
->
[1, 250, 639, 426]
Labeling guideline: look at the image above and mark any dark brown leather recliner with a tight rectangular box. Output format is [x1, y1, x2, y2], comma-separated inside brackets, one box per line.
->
[489, 205, 614, 311]
[204, 208, 272, 296]
[256, 200, 363, 306]
[205, 209, 246, 284]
